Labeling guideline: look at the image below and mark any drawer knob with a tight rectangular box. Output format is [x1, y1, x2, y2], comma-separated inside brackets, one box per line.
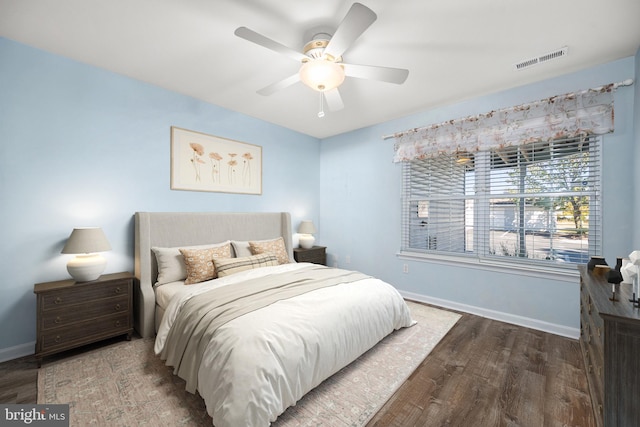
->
[597, 327, 601, 337]
[115, 320, 121, 327]
[115, 287, 122, 294]
[115, 304, 121, 311]
[54, 297, 62, 304]
[588, 364, 593, 373]
[54, 335, 61, 343]
[54, 316, 62, 324]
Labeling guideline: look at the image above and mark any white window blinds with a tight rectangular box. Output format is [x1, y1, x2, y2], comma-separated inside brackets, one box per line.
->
[401, 135, 601, 267]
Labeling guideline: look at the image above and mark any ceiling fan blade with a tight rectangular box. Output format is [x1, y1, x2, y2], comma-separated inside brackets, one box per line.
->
[323, 88, 344, 111]
[342, 63, 409, 84]
[257, 73, 301, 96]
[235, 27, 308, 63]
[324, 3, 377, 59]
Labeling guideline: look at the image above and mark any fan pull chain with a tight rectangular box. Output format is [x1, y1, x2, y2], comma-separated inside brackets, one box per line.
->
[318, 93, 325, 118]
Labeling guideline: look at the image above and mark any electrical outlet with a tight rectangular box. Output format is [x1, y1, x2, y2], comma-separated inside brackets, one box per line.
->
[403, 264, 409, 273]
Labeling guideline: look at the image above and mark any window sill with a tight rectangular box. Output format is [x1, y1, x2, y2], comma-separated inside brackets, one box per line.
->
[397, 251, 580, 283]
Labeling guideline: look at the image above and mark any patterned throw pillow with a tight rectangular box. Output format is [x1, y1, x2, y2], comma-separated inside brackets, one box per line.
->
[179, 244, 232, 285]
[249, 237, 290, 264]
[213, 253, 279, 278]
[152, 241, 230, 286]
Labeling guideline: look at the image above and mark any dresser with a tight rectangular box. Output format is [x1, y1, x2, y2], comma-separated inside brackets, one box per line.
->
[578, 264, 640, 427]
[34, 272, 134, 366]
[293, 246, 327, 265]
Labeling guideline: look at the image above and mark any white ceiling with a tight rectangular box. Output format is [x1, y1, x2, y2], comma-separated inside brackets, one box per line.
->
[1, 0, 639, 139]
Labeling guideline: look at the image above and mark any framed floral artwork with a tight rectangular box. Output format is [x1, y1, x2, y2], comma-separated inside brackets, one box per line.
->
[170, 126, 262, 195]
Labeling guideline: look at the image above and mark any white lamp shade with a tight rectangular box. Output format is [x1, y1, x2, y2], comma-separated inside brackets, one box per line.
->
[297, 220, 317, 235]
[62, 227, 111, 282]
[62, 227, 111, 254]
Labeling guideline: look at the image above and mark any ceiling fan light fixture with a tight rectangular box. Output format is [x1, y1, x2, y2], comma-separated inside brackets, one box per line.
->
[299, 59, 345, 92]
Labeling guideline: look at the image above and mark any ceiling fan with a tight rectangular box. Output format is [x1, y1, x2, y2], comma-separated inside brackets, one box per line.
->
[234, 2, 409, 116]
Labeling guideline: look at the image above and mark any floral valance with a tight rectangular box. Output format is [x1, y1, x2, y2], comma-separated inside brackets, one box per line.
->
[391, 80, 632, 162]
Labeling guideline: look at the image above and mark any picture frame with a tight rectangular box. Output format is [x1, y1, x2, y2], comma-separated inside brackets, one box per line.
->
[170, 126, 262, 195]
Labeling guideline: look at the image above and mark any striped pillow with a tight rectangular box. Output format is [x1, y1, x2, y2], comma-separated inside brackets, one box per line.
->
[214, 254, 279, 278]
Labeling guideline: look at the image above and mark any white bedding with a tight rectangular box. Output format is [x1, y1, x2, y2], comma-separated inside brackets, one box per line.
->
[154, 281, 185, 311]
[155, 262, 414, 427]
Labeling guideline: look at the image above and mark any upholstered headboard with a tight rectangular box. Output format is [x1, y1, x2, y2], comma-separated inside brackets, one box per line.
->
[134, 211, 293, 338]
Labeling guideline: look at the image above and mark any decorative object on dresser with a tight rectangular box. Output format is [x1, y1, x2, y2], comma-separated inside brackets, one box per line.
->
[61, 227, 112, 282]
[606, 257, 624, 286]
[293, 245, 326, 265]
[578, 264, 640, 427]
[587, 256, 607, 272]
[297, 220, 317, 249]
[34, 272, 134, 367]
[622, 250, 640, 306]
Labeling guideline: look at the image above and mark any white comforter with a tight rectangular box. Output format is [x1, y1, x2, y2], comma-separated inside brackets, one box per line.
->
[155, 262, 414, 427]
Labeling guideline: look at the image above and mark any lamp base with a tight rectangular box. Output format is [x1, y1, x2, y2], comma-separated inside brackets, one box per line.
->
[67, 254, 107, 282]
[299, 234, 315, 249]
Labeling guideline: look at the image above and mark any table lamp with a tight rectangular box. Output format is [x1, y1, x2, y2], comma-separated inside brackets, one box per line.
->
[297, 220, 317, 249]
[61, 227, 112, 282]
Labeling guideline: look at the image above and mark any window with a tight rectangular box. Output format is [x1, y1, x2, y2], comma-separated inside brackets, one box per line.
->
[401, 135, 601, 268]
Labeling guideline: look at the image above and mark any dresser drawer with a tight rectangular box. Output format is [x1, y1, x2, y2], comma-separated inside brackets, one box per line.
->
[293, 246, 327, 265]
[583, 343, 604, 420]
[297, 253, 326, 264]
[39, 312, 131, 352]
[40, 295, 130, 330]
[40, 280, 131, 311]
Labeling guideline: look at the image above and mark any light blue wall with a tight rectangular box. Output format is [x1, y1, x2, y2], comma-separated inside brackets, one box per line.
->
[320, 54, 638, 335]
[0, 37, 320, 357]
[1, 34, 638, 358]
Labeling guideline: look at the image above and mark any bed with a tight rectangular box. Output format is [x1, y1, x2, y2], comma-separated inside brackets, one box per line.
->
[134, 211, 414, 426]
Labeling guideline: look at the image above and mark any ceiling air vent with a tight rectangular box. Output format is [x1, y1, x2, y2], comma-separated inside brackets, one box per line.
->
[514, 46, 568, 71]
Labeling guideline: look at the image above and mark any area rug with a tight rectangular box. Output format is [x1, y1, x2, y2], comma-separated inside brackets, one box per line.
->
[38, 301, 460, 426]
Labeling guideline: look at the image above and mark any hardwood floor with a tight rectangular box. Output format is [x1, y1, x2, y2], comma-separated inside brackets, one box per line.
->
[367, 312, 595, 427]
[0, 352, 38, 404]
[1, 310, 595, 427]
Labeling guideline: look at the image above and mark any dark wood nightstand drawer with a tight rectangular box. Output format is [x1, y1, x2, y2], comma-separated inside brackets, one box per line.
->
[40, 280, 131, 311]
[293, 246, 327, 265]
[39, 312, 131, 352]
[40, 294, 130, 330]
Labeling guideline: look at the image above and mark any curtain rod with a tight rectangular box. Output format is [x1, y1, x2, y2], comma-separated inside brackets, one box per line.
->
[381, 78, 634, 141]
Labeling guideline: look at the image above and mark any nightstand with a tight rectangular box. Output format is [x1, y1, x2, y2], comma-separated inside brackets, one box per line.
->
[293, 246, 327, 265]
[34, 272, 134, 367]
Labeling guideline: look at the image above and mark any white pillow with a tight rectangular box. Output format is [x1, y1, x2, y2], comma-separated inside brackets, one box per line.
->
[231, 240, 252, 258]
[152, 241, 230, 286]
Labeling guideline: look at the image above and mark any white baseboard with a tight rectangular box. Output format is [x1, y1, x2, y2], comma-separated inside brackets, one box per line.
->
[0, 341, 35, 363]
[400, 290, 579, 339]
